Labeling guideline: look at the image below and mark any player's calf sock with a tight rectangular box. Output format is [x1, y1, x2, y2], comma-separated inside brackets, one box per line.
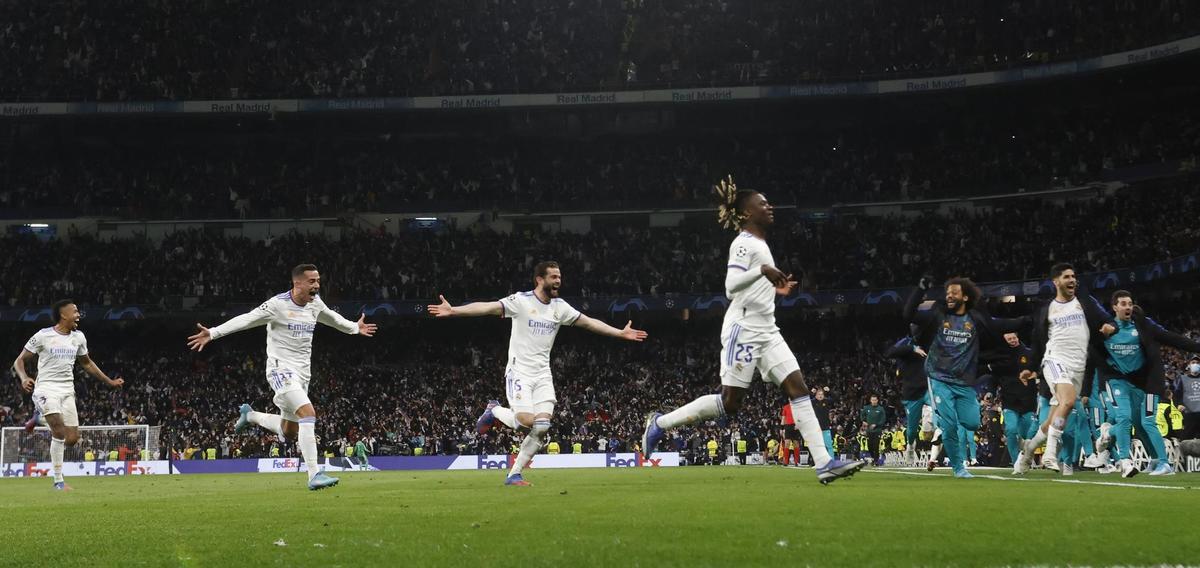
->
[298, 418, 319, 480]
[509, 419, 550, 477]
[248, 411, 284, 437]
[1045, 426, 1063, 460]
[1028, 427, 1048, 448]
[656, 394, 723, 430]
[790, 396, 831, 468]
[50, 437, 65, 483]
[492, 406, 518, 430]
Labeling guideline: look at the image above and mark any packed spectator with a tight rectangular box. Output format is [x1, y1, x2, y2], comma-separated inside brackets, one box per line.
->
[2, 175, 1198, 309]
[1, 0, 1196, 101]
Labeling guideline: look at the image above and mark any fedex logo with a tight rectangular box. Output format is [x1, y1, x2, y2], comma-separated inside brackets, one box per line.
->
[477, 455, 520, 470]
[2, 463, 51, 477]
[606, 454, 661, 468]
[272, 459, 301, 470]
[95, 461, 154, 476]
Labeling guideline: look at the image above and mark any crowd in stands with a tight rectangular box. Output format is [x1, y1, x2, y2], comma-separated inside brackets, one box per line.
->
[1, 0, 1196, 101]
[2, 96, 1197, 216]
[2, 175, 1198, 309]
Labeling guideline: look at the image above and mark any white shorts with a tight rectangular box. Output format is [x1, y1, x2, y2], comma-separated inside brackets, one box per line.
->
[921, 405, 935, 433]
[505, 368, 555, 415]
[719, 323, 800, 389]
[33, 386, 79, 428]
[1042, 358, 1084, 407]
[266, 363, 312, 421]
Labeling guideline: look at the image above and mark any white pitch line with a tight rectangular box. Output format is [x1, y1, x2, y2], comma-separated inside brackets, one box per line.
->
[858, 468, 1188, 490]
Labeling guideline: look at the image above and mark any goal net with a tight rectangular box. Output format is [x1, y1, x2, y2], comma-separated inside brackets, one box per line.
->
[1, 425, 161, 466]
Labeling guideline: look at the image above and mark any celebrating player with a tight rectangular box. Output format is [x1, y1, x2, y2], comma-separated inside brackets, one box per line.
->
[1013, 264, 1114, 475]
[187, 264, 377, 490]
[428, 261, 648, 486]
[12, 299, 125, 490]
[904, 277, 1028, 478]
[1090, 290, 1200, 477]
[640, 176, 864, 484]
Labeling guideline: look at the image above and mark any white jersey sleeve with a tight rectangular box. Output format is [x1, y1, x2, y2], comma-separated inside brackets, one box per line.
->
[313, 296, 359, 335]
[209, 300, 277, 340]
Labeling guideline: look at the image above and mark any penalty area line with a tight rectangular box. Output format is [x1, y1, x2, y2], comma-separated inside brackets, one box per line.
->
[855, 468, 1189, 490]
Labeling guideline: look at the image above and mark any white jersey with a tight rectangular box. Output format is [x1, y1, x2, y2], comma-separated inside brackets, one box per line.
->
[23, 327, 88, 389]
[499, 291, 581, 380]
[209, 292, 359, 378]
[724, 231, 778, 332]
[1045, 297, 1089, 370]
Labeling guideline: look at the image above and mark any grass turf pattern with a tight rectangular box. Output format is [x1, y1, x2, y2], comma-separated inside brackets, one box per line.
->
[1, 466, 1196, 567]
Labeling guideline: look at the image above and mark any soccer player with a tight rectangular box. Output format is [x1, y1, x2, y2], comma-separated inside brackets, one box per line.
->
[884, 328, 931, 465]
[428, 260, 647, 486]
[1090, 290, 1200, 477]
[187, 264, 377, 490]
[904, 277, 1028, 478]
[983, 332, 1038, 465]
[12, 299, 125, 490]
[640, 177, 864, 484]
[1013, 264, 1114, 475]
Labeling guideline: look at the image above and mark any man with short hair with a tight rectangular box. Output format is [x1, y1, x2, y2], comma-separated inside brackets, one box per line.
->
[13, 299, 125, 490]
[188, 263, 378, 490]
[1014, 264, 1115, 475]
[430, 260, 647, 486]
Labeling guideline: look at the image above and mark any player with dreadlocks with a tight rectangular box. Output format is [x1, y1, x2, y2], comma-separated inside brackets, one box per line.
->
[640, 177, 865, 483]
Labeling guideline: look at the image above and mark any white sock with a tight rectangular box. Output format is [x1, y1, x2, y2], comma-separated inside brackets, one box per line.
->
[510, 419, 550, 477]
[1029, 428, 1048, 448]
[51, 437, 65, 483]
[1045, 426, 1063, 460]
[790, 396, 831, 468]
[298, 418, 319, 480]
[492, 406, 518, 430]
[656, 394, 724, 430]
[249, 411, 284, 437]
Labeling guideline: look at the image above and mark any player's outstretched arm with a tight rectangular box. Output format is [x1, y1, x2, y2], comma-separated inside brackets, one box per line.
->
[426, 295, 503, 318]
[78, 354, 123, 388]
[188, 302, 276, 351]
[316, 305, 376, 337]
[13, 349, 35, 393]
[573, 315, 648, 342]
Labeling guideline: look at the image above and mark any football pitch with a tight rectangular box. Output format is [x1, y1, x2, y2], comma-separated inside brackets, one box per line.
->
[2, 466, 1197, 567]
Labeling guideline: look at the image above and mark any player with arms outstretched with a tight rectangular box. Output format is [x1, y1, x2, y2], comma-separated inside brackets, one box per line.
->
[13, 299, 125, 490]
[187, 264, 377, 490]
[428, 261, 648, 486]
[641, 177, 864, 484]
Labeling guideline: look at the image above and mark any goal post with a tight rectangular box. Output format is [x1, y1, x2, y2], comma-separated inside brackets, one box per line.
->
[1, 425, 161, 467]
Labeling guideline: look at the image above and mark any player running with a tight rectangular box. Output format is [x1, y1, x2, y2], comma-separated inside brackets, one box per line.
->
[1013, 264, 1114, 475]
[12, 299, 125, 490]
[1090, 290, 1200, 477]
[640, 176, 864, 484]
[187, 264, 377, 490]
[428, 261, 648, 486]
[904, 277, 1028, 478]
[884, 327, 933, 466]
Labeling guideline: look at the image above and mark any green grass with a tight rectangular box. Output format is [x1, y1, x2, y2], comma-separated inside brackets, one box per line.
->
[2, 466, 1198, 567]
